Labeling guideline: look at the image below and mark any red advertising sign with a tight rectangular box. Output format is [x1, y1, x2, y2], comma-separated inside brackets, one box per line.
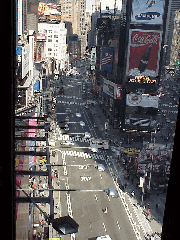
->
[126, 30, 162, 77]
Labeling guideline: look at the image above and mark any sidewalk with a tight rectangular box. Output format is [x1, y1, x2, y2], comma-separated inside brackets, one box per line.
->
[90, 103, 164, 237]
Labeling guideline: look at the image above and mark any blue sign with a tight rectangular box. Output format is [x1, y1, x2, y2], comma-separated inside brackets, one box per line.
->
[16, 46, 22, 55]
[33, 81, 40, 92]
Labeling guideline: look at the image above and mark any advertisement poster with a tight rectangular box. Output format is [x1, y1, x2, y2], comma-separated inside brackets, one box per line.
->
[126, 30, 162, 77]
[116, 84, 122, 99]
[91, 47, 96, 66]
[102, 78, 122, 99]
[100, 47, 113, 72]
[131, 0, 165, 25]
[22, 45, 30, 79]
[126, 93, 159, 108]
[29, 118, 37, 168]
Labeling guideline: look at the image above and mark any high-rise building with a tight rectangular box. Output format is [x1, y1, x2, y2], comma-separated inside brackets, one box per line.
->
[59, 0, 86, 57]
[38, 22, 67, 69]
[164, 0, 180, 65]
[169, 9, 180, 67]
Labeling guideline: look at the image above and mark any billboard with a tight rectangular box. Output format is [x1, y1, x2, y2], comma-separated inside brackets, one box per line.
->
[100, 47, 113, 72]
[33, 81, 40, 92]
[91, 47, 96, 66]
[126, 93, 159, 108]
[16, 46, 22, 55]
[126, 30, 162, 77]
[125, 117, 156, 128]
[103, 78, 122, 99]
[22, 45, 30, 79]
[35, 32, 46, 41]
[131, 0, 165, 25]
[96, 18, 111, 30]
[18, 0, 22, 35]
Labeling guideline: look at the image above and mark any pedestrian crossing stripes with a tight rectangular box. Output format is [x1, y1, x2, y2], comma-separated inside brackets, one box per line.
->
[57, 95, 82, 100]
[58, 149, 107, 161]
[58, 134, 96, 143]
[57, 100, 84, 105]
[161, 110, 178, 113]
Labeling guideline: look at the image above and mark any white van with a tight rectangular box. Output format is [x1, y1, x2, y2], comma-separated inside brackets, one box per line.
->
[90, 139, 109, 150]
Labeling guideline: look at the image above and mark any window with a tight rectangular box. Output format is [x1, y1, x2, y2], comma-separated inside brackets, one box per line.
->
[48, 39, 52, 42]
[48, 48, 52, 51]
[48, 30, 52, 33]
[54, 35, 58, 38]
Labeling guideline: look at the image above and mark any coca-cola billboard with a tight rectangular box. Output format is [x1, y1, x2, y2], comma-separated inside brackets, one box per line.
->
[126, 30, 162, 77]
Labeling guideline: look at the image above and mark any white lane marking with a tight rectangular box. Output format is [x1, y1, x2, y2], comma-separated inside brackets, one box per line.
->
[73, 147, 91, 149]
[103, 223, 107, 232]
[116, 221, 121, 230]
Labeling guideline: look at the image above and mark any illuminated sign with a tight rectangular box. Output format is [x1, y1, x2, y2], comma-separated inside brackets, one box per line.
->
[128, 76, 156, 84]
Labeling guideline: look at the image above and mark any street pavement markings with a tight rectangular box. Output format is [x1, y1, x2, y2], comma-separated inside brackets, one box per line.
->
[104, 157, 142, 240]
[116, 221, 121, 230]
[103, 223, 107, 232]
[81, 105, 98, 138]
[80, 176, 92, 181]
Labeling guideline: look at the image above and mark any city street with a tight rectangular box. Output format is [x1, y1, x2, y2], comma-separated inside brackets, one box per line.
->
[45, 62, 159, 240]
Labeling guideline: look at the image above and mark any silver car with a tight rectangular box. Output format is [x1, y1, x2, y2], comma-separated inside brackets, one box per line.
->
[84, 132, 91, 138]
[80, 121, 85, 126]
[105, 188, 118, 198]
[60, 140, 74, 147]
[97, 164, 105, 172]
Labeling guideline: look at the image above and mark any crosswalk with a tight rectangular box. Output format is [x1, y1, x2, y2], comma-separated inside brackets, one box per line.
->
[58, 134, 95, 143]
[57, 149, 110, 161]
[57, 100, 85, 105]
[56, 95, 82, 100]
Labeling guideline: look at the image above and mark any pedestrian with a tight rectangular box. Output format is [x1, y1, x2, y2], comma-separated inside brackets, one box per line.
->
[41, 220, 44, 227]
[124, 182, 127, 189]
[131, 190, 135, 197]
[146, 209, 151, 220]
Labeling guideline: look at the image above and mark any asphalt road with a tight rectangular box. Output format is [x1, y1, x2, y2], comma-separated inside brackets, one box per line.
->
[53, 67, 138, 239]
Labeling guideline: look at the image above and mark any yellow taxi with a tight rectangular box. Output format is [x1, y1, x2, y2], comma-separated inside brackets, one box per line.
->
[124, 147, 140, 155]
